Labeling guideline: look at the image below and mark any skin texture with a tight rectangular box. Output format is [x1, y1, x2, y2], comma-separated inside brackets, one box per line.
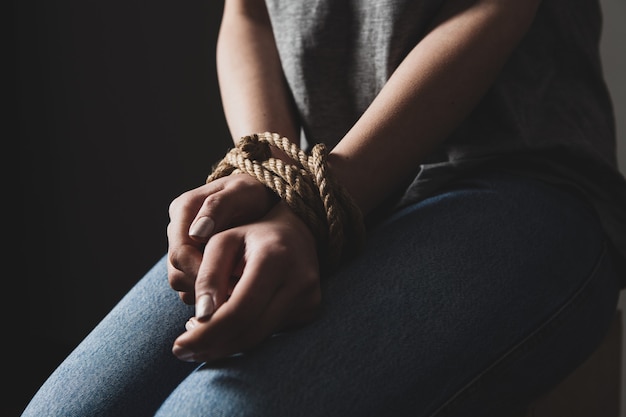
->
[167, 0, 542, 362]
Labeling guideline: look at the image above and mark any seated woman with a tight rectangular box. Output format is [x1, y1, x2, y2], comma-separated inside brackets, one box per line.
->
[21, 0, 626, 416]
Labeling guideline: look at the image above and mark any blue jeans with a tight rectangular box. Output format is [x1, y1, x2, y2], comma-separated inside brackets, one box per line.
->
[21, 172, 621, 417]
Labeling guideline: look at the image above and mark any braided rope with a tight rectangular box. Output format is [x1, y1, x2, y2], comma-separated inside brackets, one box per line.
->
[207, 132, 366, 270]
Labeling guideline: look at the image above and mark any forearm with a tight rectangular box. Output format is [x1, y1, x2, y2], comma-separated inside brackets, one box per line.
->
[217, 0, 300, 144]
[329, 0, 541, 215]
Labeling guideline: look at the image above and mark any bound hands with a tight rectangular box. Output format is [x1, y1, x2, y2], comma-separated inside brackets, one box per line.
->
[167, 174, 321, 363]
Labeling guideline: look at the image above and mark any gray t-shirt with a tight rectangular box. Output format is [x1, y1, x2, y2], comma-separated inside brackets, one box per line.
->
[265, 0, 626, 283]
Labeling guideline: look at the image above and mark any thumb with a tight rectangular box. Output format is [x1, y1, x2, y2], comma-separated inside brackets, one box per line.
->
[194, 231, 242, 319]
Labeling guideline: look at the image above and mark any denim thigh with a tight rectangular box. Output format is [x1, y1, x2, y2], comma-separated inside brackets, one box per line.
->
[156, 172, 621, 417]
[22, 172, 621, 417]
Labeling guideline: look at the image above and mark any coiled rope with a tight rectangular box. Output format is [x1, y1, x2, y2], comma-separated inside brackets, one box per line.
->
[207, 132, 366, 271]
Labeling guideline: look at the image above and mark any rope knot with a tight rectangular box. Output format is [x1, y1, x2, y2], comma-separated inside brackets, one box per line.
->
[237, 134, 272, 162]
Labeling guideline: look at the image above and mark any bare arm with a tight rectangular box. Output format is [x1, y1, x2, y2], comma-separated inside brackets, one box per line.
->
[216, 0, 300, 143]
[329, 0, 541, 213]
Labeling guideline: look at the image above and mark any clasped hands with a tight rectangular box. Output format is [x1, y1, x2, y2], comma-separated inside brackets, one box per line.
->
[167, 174, 321, 363]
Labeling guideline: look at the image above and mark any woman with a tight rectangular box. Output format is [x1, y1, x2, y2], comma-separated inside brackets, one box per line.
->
[22, 0, 626, 416]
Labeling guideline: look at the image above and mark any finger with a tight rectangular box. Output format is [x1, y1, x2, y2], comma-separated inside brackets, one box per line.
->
[175, 282, 319, 363]
[173, 247, 276, 358]
[235, 285, 319, 344]
[168, 191, 204, 255]
[212, 240, 285, 325]
[167, 241, 198, 277]
[188, 175, 276, 242]
[166, 261, 196, 304]
[193, 230, 245, 320]
[167, 190, 208, 299]
[227, 260, 320, 337]
[218, 281, 320, 356]
[176, 296, 280, 362]
[167, 184, 224, 269]
[173, 244, 284, 361]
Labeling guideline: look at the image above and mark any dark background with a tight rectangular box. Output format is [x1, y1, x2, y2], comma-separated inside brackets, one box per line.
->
[14, 1, 229, 414]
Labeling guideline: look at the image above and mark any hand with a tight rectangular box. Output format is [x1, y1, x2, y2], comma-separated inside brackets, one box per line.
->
[167, 174, 278, 304]
[171, 202, 321, 363]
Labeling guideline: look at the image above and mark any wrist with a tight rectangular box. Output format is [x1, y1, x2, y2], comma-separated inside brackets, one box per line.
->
[207, 132, 366, 272]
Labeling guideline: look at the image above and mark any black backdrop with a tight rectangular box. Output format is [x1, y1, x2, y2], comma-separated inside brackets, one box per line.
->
[15, 1, 229, 413]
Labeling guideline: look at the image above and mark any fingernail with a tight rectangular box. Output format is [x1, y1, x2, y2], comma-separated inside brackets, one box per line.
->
[189, 216, 214, 239]
[185, 318, 198, 331]
[172, 345, 196, 362]
[196, 294, 216, 319]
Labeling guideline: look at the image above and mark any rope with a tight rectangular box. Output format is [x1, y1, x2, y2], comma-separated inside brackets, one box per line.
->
[207, 132, 366, 271]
